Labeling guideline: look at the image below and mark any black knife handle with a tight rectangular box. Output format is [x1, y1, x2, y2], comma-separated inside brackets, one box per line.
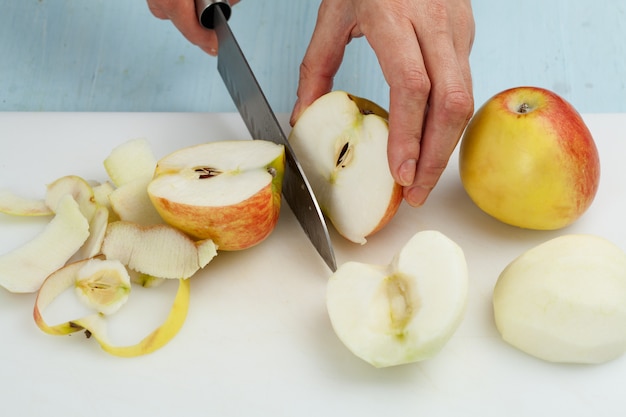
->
[195, 0, 232, 29]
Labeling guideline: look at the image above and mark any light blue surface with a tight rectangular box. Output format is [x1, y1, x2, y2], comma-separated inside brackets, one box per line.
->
[1, 0, 624, 114]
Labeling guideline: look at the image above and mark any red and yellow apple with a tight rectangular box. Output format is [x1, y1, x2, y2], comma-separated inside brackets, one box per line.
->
[147, 140, 285, 250]
[459, 86, 600, 230]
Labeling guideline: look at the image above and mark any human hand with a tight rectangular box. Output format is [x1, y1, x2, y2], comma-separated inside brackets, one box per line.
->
[290, 0, 475, 207]
[147, 0, 240, 56]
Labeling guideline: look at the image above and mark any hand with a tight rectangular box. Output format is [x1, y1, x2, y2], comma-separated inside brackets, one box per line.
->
[147, 0, 240, 56]
[290, 0, 475, 207]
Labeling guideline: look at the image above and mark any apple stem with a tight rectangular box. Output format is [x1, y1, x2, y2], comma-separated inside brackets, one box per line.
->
[517, 103, 530, 114]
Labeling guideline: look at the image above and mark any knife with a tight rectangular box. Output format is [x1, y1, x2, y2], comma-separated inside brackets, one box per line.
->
[194, 0, 337, 272]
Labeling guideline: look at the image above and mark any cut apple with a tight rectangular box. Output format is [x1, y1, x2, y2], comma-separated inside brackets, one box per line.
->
[0, 188, 53, 216]
[288, 90, 402, 244]
[0, 194, 90, 293]
[326, 230, 468, 367]
[100, 221, 217, 279]
[493, 234, 626, 364]
[73, 205, 111, 261]
[148, 140, 285, 250]
[34, 258, 190, 357]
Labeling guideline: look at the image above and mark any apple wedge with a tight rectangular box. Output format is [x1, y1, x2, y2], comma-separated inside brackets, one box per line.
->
[326, 230, 468, 367]
[0, 194, 90, 293]
[45, 175, 98, 221]
[288, 91, 402, 244]
[101, 221, 217, 279]
[148, 140, 285, 250]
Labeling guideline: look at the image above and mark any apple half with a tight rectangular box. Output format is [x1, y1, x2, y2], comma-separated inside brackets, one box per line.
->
[288, 91, 402, 244]
[148, 140, 285, 251]
[326, 230, 468, 367]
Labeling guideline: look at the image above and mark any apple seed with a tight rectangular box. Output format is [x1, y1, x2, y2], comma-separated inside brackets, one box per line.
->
[194, 167, 223, 179]
[336, 142, 353, 169]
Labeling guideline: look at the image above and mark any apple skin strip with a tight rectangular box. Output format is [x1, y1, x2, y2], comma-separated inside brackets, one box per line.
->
[34, 258, 191, 357]
[0, 195, 90, 293]
[0, 188, 53, 216]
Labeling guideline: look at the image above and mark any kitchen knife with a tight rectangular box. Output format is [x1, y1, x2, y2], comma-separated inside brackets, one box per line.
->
[194, 0, 337, 272]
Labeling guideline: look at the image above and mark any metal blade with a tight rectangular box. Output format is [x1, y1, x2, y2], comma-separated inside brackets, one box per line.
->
[195, 0, 337, 271]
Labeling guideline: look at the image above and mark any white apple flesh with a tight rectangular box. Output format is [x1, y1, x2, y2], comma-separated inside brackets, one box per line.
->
[493, 234, 626, 364]
[326, 230, 468, 367]
[289, 91, 402, 244]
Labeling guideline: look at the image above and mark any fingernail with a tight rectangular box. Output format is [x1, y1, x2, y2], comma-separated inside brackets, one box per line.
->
[398, 159, 417, 186]
[406, 185, 429, 207]
[208, 48, 218, 56]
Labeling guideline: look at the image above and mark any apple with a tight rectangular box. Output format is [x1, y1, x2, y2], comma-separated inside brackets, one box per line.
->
[148, 140, 285, 251]
[459, 86, 600, 230]
[288, 91, 402, 244]
[493, 234, 626, 364]
[326, 230, 468, 367]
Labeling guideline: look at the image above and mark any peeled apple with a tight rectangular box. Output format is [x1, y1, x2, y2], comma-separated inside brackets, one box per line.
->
[493, 234, 626, 364]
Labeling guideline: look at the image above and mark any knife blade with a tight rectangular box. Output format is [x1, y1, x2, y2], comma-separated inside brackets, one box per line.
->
[194, 0, 337, 272]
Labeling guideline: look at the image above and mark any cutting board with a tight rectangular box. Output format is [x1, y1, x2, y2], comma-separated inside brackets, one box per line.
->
[1, 112, 625, 416]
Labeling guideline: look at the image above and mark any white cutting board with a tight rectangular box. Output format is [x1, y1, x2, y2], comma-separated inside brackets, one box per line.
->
[1, 112, 625, 416]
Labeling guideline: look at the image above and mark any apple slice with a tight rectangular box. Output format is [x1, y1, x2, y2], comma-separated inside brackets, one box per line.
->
[34, 258, 190, 357]
[493, 234, 626, 364]
[0, 188, 53, 216]
[101, 221, 217, 279]
[0, 194, 90, 293]
[45, 175, 98, 221]
[74, 205, 110, 260]
[326, 230, 468, 367]
[109, 176, 163, 225]
[148, 140, 285, 250]
[288, 90, 402, 244]
[103, 138, 157, 187]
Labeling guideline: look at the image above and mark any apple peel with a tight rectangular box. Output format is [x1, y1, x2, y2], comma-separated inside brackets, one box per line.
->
[0, 188, 53, 216]
[101, 221, 217, 279]
[0, 194, 90, 293]
[34, 258, 190, 357]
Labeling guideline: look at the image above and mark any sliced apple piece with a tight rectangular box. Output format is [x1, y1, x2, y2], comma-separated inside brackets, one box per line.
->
[147, 140, 285, 250]
[34, 258, 190, 357]
[493, 234, 626, 364]
[74, 258, 131, 315]
[109, 175, 163, 225]
[326, 230, 468, 367]
[0, 194, 90, 293]
[0, 188, 53, 216]
[104, 138, 157, 187]
[92, 181, 119, 222]
[45, 175, 97, 221]
[289, 90, 402, 244]
[74, 205, 110, 260]
[101, 221, 217, 279]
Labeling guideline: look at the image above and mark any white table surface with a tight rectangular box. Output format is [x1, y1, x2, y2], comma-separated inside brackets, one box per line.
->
[0, 112, 625, 416]
[1, 0, 625, 114]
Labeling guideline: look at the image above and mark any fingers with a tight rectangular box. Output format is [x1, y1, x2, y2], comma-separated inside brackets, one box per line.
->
[402, 2, 474, 206]
[290, 0, 356, 125]
[147, 0, 241, 56]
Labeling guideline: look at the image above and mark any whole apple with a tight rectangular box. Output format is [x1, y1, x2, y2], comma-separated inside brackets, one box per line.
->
[459, 86, 600, 230]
